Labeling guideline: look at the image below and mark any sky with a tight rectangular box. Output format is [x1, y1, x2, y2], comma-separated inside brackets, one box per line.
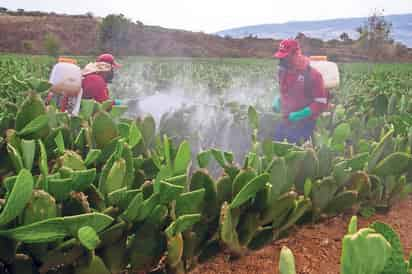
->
[2, 0, 412, 33]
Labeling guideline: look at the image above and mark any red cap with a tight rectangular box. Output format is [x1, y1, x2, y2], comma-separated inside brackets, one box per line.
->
[273, 39, 300, 59]
[96, 53, 121, 68]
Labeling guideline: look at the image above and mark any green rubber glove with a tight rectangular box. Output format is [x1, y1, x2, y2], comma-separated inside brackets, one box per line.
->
[272, 96, 281, 113]
[114, 99, 123, 105]
[288, 107, 312, 122]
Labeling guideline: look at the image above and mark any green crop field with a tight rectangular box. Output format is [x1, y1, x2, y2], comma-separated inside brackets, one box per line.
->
[0, 54, 412, 273]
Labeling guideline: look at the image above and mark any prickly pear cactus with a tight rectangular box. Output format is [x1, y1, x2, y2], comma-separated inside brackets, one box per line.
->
[128, 222, 166, 272]
[340, 218, 392, 274]
[317, 145, 334, 178]
[279, 246, 297, 274]
[370, 222, 409, 274]
[345, 172, 371, 200]
[15, 92, 49, 140]
[100, 234, 128, 273]
[237, 211, 260, 246]
[324, 191, 358, 215]
[167, 233, 184, 273]
[372, 152, 412, 177]
[0, 169, 34, 227]
[102, 158, 127, 195]
[295, 148, 319, 194]
[311, 177, 338, 219]
[219, 202, 245, 256]
[285, 150, 307, 189]
[58, 151, 86, 171]
[261, 191, 296, 226]
[75, 255, 111, 274]
[61, 192, 91, 216]
[230, 173, 269, 209]
[190, 169, 218, 220]
[92, 111, 119, 149]
[22, 190, 57, 225]
[232, 169, 256, 198]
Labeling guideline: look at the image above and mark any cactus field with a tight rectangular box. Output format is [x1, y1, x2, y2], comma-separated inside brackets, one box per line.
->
[0, 54, 412, 273]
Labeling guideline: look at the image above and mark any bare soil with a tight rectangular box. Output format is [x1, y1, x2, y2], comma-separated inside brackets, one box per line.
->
[191, 196, 412, 274]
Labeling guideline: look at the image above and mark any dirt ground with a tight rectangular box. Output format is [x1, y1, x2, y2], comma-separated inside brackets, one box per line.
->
[190, 196, 412, 274]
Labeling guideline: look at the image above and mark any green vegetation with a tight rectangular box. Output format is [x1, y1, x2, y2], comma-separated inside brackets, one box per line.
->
[280, 216, 412, 274]
[0, 55, 411, 273]
[43, 34, 61, 57]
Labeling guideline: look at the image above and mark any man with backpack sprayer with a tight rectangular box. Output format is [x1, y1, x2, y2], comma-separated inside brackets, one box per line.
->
[46, 54, 127, 116]
[272, 39, 330, 144]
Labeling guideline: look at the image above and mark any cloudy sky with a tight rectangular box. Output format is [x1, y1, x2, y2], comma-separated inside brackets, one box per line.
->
[2, 0, 412, 32]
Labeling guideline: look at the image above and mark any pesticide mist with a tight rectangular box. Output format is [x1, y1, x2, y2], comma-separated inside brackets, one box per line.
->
[111, 57, 281, 165]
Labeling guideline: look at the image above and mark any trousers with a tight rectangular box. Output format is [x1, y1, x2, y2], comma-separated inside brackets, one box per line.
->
[274, 119, 316, 144]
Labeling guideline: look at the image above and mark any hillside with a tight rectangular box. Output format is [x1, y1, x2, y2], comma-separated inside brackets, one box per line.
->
[0, 12, 411, 62]
[0, 14, 277, 58]
[0, 15, 99, 55]
[217, 13, 412, 47]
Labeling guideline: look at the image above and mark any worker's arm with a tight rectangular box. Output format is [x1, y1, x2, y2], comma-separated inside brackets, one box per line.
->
[308, 71, 328, 118]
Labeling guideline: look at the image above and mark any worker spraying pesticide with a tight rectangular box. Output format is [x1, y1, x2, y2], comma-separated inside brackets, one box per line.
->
[272, 39, 337, 144]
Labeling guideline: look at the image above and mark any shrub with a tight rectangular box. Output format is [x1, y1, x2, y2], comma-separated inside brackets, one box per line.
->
[22, 40, 34, 52]
[43, 33, 60, 57]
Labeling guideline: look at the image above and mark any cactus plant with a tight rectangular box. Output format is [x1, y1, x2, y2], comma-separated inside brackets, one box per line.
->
[372, 152, 412, 177]
[100, 234, 128, 273]
[0, 213, 113, 243]
[279, 246, 297, 274]
[0, 169, 34, 226]
[15, 93, 49, 140]
[128, 222, 166, 272]
[75, 255, 111, 274]
[324, 191, 358, 215]
[340, 217, 392, 274]
[77, 226, 101, 253]
[190, 170, 218, 220]
[285, 150, 307, 188]
[311, 177, 338, 219]
[7, 143, 25, 173]
[219, 202, 244, 255]
[175, 189, 205, 217]
[62, 192, 91, 216]
[261, 192, 296, 226]
[92, 111, 119, 149]
[345, 172, 371, 199]
[370, 221, 409, 274]
[232, 169, 257, 198]
[20, 139, 36, 171]
[230, 173, 269, 209]
[317, 145, 334, 178]
[295, 148, 319, 194]
[103, 158, 127, 195]
[58, 151, 86, 171]
[268, 157, 289, 200]
[368, 128, 394, 172]
[22, 190, 57, 225]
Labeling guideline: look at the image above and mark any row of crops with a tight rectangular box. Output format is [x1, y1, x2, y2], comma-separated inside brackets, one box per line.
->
[0, 55, 412, 273]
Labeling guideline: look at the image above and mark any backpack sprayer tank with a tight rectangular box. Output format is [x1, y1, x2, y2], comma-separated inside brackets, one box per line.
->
[48, 57, 83, 115]
[49, 57, 82, 96]
[309, 56, 340, 89]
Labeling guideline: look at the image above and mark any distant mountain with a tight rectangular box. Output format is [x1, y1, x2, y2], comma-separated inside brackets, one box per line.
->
[217, 14, 412, 47]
